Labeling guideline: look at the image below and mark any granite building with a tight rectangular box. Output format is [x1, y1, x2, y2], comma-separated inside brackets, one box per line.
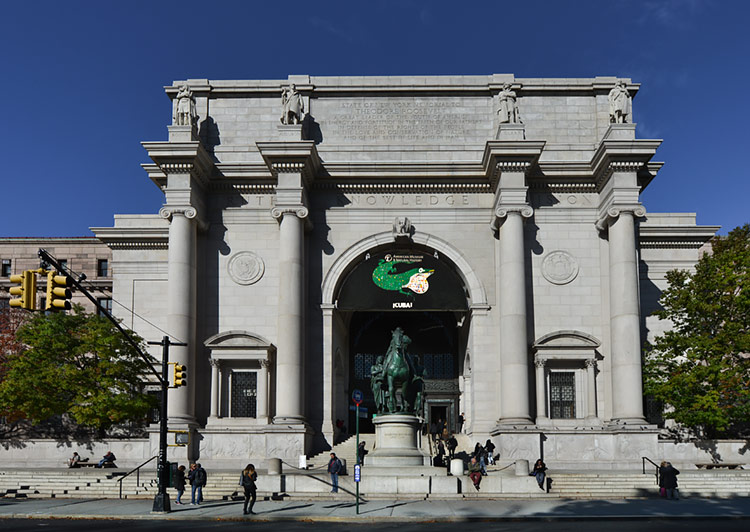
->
[91, 74, 717, 469]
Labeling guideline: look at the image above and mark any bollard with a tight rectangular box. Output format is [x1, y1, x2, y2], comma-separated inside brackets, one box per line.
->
[450, 458, 464, 477]
[515, 458, 529, 476]
[267, 458, 282, 475]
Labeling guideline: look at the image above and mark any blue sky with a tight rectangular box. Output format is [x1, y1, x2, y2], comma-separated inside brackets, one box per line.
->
[1, 0, 747, 237]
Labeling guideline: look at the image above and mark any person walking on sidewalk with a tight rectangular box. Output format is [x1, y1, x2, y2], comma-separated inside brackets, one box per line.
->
[659, 461, 680, 500]
[239, 463, 258, 514]
[189, 463, 207, 504]
[173, 465, 186, 505]
[327, 452, 343, 493]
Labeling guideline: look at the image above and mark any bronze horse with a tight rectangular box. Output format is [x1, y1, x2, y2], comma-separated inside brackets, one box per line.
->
[382, 327, 416, 413]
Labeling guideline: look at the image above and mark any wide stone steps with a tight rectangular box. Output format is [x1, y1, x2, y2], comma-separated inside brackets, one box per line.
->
[3, 469, 749, 500]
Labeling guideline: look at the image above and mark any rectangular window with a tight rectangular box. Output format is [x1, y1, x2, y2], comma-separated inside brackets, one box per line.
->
[550, 372, 576, 419]
[97, 259, 109, 277]
[58, 259, 68, 272]
[97, 297, 113, 317]
[230, 371, 257, 418]
[1, 259, 10, 277]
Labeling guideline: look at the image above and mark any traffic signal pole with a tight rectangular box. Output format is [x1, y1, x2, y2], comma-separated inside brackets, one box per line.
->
[148, 336, 186, 513]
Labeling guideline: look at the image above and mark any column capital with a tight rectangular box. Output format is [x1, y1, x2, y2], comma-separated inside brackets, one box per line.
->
[595, 204, 646, 232]
[209, 358, 221, 369]
[491, 204, 533, 231]
[159, 204, 208, 231]
[584, 358, 597, 369]
[259, 359, 272, 369]
[534, 356, 547, 369]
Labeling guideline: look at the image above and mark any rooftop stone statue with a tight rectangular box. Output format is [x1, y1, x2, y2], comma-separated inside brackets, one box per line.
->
[608, 81, 631, 124]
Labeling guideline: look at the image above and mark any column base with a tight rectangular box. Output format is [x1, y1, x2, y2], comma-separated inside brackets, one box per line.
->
[496, 417, 534, 427]
[273, 415, 307, 425]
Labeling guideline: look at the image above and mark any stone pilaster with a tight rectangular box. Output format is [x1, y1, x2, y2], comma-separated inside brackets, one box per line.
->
[534, 357, 547, 423]
[209, 358, 220, 418]
[585, 359, 597, 420]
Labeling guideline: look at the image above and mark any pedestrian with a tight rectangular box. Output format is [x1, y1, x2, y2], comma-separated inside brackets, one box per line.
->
[530, 458, 547, 490]
[357, 441, 368, 466]
[96, 451, 116, 468]
[435, 440, 446, 467]
[658, 461, 667, 497]
[468, 456, 482, 490]
[239, 463, 258, 514]
[173, 465, 186, 504]
[327, 452, 343, 493]
[446, 434, 457, 460]
[473, 442, 487, 475]
[430, 420, 438, 442]
[659, 461, 680, 500]
[485, 439, 496, 465]
[458, 412, 465, 433]
[189, 462, 207, 504]
[68, 452, 81, 468]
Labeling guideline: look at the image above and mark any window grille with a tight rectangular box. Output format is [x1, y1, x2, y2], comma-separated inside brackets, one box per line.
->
[550, 372, 576, 419]
[231, 372, 257, 418]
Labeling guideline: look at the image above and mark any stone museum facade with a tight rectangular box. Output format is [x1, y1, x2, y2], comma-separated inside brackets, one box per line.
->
[86, 74, 719, 469]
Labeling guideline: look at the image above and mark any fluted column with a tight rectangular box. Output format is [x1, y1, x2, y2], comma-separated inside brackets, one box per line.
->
[209, 359, 220, 418]
[585, 359, 597, 419]
[272, 206, 307, 424]
[161, 206, 198, 424]
[534, 357, 547, 423]
[603, 206, 646, 423]
[496, 205, 533, 424]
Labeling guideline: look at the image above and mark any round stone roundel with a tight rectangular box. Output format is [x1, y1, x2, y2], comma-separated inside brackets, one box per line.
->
[228, 251, 265, 285]
[542, 250, 579, 285]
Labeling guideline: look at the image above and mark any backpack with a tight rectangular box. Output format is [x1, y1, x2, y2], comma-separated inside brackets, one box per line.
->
[195, 468, 207, 486]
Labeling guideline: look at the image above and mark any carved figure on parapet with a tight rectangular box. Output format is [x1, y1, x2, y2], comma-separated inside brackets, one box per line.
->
[172, 85, 197, 126]
[497, 83, 522, 124]
[608, 81, 631, 124]
[393, 216, 414, 240]
[280, 84, 304, 125]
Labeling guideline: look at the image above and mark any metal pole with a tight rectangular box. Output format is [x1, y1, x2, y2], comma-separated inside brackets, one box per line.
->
[355, 403, 360, 515]
[152, 336, 171, 513]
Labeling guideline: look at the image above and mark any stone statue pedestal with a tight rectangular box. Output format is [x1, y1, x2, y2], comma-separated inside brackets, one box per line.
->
[496, 123, 526, 140]
[168, 124, 197, 142]
[603, 123, 636, 140]
[367, 414, 429, 467]
[277, 124, 303, 141]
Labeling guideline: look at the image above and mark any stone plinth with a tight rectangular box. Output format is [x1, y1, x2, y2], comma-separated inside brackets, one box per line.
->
[496, 123, 526, 140]
[277, 124, 303, 141]
[368, 414, 429, 467]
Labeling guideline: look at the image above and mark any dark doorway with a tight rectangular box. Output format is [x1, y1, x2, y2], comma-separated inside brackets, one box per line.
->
[348, 311, 459, 433]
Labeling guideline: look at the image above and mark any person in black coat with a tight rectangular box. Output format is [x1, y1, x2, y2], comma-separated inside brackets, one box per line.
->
[239, 463, 258, 514]
[659, 461, 680, 500]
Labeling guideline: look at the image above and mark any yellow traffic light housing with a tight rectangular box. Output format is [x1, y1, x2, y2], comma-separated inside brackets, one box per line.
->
[172, 364, 187, 387]
[9, 271, 36, 311]
[46, 271, 71, 311]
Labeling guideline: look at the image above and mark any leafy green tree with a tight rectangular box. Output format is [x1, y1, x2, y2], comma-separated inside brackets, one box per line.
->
[644, 224, 750, 438]
[0, 306, 156, 431]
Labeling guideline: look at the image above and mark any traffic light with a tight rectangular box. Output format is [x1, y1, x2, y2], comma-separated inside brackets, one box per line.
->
[46, 271, 71, 311]
[9, 271, 36, 310]
[172, 364, 187, 387]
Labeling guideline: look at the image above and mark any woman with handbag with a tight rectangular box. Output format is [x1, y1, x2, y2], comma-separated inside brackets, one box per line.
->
[239, 463, 258, 515]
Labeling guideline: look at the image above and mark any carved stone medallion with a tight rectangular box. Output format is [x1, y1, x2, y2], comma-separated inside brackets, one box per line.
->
[542, 250, 579, 285]
[228, 251, 265, 285]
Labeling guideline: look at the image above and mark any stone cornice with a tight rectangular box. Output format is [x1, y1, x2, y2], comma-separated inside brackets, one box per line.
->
[91, 226, 169, 250]
[481, 140, 546, 191]
[141, 141, 215, 190]
[639, 223, 719, 249]
[255, 141, 321, 186]
[591, 138, 662, 190]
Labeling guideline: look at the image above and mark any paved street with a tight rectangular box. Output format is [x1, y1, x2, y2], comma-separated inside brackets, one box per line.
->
[1, 496, 749, 525]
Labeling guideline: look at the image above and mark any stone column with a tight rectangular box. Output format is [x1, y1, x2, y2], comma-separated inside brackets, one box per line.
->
[496, 206, 534, 424]
[258, 360, 270, 421]
[585, 359, 597, 419]
[272, 206, 307, 424]
[209, 359, 220, 418]
[603, 206, 646, 423]
[321, 304, 335, 445]
[534, 357, 547, 423]
[161, 206, 198, 424]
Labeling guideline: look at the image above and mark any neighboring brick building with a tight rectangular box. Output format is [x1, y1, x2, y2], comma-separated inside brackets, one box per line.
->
[0, 237, 112, 314]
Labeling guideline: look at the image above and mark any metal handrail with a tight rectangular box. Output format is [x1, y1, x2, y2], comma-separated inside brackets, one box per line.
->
[116, 455, 157, 499]
[642, 456, 660, 485]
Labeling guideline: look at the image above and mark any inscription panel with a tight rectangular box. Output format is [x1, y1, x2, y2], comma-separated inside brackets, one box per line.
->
[315, 97, 493, 144]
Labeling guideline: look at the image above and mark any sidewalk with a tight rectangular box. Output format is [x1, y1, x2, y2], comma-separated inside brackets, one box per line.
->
[1, 496, 749, 522]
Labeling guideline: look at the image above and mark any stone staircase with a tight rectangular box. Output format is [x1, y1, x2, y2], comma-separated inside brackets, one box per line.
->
[547, 470, 750, 499]
[3, 466, 749, 501]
